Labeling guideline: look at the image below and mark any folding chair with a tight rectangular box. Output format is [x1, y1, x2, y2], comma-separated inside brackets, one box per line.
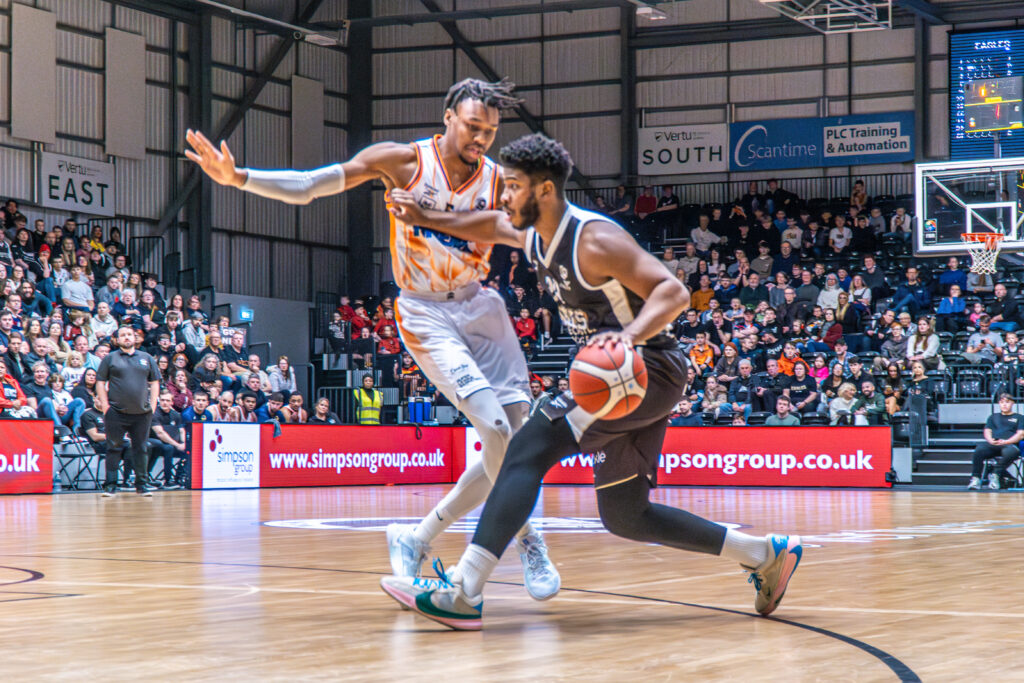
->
[53, 425, 102, 490]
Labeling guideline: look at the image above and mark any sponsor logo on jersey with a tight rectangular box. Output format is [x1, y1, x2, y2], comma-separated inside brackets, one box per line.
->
[411, 225, 472, 253]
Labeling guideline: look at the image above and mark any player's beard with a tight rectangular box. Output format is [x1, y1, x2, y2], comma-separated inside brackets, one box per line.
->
[510, 193, 540, 231]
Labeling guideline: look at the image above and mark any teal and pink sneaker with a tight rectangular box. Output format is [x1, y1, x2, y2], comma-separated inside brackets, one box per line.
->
[380, 559, 483, 631]
[743, 534, 802, 616]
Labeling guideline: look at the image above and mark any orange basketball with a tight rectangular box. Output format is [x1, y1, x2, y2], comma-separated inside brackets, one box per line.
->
[569, 342, 648, 420]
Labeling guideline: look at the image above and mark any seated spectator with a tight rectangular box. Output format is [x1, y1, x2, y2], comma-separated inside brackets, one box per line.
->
[327, 311, 348, 353]
[688, 331, 717, 376]
[700, 375, 728, 417]
[281, 393, 308, 423]
[740, 272, 769, 308]
[963, 315, 1004, 364]
[776, 341, 809, 376]
[373, 307, 398, 335]
[349, 303, 372, 339]
[691, 214, 719, 255]
[855, 381, 886, 425]
[514, 308, 537, 354]
[71, 367, 99, 410]
[828, 216, 852, 254]
[92, 301, 118, 341]
[891, 267, 930, 317]
[751, 358, 785, 412]
[79, 406, 107, 456]
[659, 246, 679, 274]
[244, 353, 272, 393]
[935, 284, 966, 333]
[350, 326, 375, 369]
[817, 274, 842, 310]
[808, 353, 829, 382]
[724, 359, 755, 419]
[829, 382, 864, 425]
[714, 342, 740, 386]
[849, 274, 872, 311]
[234, 391, 260, 423]
[269, 355, 298, 398]
[874, 323, 908, 370]
[750, 242, 773, 279]
[850, 215, 876, 253]
[782, 360, 818, 414]
[906, 317, 943, 371]
[0, 357, 33, 418]
[766, 395, 801, 426]
[846, 356, 874, 390]
[887, 207, 913, 241]
[209, 390, 239, 422]
[190, 354, 221, 393]
[309, 397, 342, 425]
[168, 368, 194, 411]
[43, 373, 86, 433]
[148, 391, 188, 488]
[60, 265, 94, 314]
[794, 270, 819, 306]
[968, 269, 995, 294]
[937, 256, 968, 296]
[767, 272, 790, 309]
[987, 283, 1020, 332]
[669, 397, 702, 426]
[61, 350, 87, 388]
[182, 390, 214, 425]
[968, 393, 1024, 490]
[219, 330, 250, 387]
[690, 275, 714, 312]
[255, 392, 286, 423]
[801, 220, 827, 259]
[880, 362, 905, 415]
[676, 242, 699, 279]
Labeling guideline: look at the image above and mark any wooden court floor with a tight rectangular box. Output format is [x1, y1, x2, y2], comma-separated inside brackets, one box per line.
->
[1, 485, 1022, 681]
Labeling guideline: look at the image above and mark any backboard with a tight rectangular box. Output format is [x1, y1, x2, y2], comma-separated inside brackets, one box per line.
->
[915, 155, 1024, 255]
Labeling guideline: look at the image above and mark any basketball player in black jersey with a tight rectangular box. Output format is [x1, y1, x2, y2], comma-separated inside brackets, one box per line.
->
[381, 134, 802, 631]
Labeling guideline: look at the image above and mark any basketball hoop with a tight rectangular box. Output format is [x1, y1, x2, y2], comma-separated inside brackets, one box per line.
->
[961, 232, 1004, 274]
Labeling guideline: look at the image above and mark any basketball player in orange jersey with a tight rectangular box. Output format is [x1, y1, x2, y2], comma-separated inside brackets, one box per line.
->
[184, 79, 560, 600]
[380, 133, 801, 630]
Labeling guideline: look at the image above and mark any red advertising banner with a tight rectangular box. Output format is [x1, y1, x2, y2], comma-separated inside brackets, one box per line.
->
[0, 419, 55, 494]
[191, 424, 462, 488]
[543, 426, 892, 488]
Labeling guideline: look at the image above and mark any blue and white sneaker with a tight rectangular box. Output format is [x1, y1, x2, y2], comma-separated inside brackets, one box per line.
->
[743, 534, 802, 616]
[386, 523, 429, 577]
[517, 532, 561, 601]
[380, 559, 483, 631]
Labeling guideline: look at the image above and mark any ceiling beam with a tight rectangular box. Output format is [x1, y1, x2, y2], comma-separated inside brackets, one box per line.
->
[315, 0, 628, 29]
[893, 0, 945, 25]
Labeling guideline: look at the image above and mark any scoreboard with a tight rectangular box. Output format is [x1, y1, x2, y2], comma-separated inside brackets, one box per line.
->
[950, 29, 1024, 160]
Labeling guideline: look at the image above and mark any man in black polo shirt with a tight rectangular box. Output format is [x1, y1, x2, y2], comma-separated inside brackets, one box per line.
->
[96, 326, 161, 497]
[968, 393, 1024, 490]
[147, 390, 188, 489]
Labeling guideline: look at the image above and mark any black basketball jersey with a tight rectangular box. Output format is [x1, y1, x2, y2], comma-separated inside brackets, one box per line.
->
[523, 203, 676, 349]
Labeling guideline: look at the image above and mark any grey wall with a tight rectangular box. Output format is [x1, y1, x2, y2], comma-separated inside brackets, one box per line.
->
[216, 292, 312, 385]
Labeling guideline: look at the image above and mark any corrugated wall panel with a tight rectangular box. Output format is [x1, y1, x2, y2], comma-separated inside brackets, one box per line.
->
[660, 0, 728, 25]
[637, 78, 727, 108]
[299, 193, 345, 246]
[272, 242, 310, 301]
[371, 189, 390, 249]
[543, 37, 619, 82]
[826, 67, 847, 97]
[728, 0, 781, 21]
[544, 84, 620, 116]
[730, 70, 822, 102]
[211, 231, 232, 293]
[0, 147, 34, 201]
[212, 183, 244, 233]
[113, 5, 170, 48]
[373, 51, 454, 95]
[0, 13, 7, 47]
[545, 7, 619, 32]
[253, 34, 295, 79]
[244, 194, 295, 240]
[311, 249, 344, 296]
[52, 138, 104, 159]
[852, 96, 914, 114]
[211, 67, 244, 100]
[243, 109, 290, 167]
[738, 102, 820, 121]
[146, 50, 170, 84]
[644, 109, 727, 127]
[56, 66, 104, 139]
[210, 16, 235, 64]
[145, 85, 171, 152]
[230, 235, 271, 297]
[374, 97, 443, 127]
[116, 154, 170, 219]
[55, 0, 110, 33]
[457, 0, 539, 42]
[57, 29, 103, 68]
[929, 93, 948, 158]
[454, 46, 541, 87]
[638, 44, 727, 78]
[372, 127, 436, 144]
[852, 28, 916, 60]
[852, 63, 914, 95]
[325, 126, 348, 168]
[325, 95, 347, 126]
[0, 51, 8, 121]
[825, 34, 848, 64]
[297, 43, 346, 92]
[731, 37, 823, 71]
[546, 116, 619, 177]
[373, 0, 451, 50]
[255, 80, 291, 111]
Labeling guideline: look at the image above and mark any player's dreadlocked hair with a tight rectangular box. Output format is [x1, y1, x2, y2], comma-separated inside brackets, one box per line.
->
[443, 78, 522, 114]
[499, 133, 573, 194]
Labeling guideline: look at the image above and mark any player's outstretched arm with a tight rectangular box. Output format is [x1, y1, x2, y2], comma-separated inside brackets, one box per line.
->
[579, 222, 690, 348]
[388, 189, 525, 249]
[185, 129, 413, 205]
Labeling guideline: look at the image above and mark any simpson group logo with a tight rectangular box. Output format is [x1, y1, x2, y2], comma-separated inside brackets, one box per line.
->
[202, 423, 260, 487]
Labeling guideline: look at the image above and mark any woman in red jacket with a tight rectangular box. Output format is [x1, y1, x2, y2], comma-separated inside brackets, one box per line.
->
[0, 357, 34, 418]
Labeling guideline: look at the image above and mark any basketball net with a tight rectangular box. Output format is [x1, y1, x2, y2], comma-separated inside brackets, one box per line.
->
[961, 232, 1004, 275]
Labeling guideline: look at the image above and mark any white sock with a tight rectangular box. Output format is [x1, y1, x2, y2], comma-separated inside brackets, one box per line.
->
[413, 504, 452, 545]
[720, 529, 768, 568]
[454, 544, 499, 598]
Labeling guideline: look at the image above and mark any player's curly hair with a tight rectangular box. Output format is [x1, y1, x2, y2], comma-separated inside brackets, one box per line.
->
[443, 78, 522, 114]
[499, 133, 573, 194]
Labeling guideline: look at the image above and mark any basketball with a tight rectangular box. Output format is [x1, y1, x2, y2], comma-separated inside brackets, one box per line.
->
[569, 342, 648, 420]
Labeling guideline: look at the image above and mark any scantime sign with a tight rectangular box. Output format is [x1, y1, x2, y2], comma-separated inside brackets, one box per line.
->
[39, 152, 115, 217]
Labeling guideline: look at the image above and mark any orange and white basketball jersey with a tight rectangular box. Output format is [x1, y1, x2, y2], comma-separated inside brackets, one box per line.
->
[389, 134, 500, 293]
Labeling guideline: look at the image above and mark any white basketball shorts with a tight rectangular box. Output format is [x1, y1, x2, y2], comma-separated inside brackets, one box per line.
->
[395, 283, 530, 408]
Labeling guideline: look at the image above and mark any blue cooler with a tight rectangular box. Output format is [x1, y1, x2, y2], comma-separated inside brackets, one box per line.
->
[407, 397, 432, 424]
